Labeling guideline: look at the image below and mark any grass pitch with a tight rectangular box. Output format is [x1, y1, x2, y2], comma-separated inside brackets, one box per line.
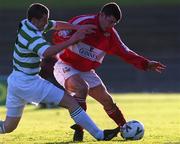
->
[0, 93, 180, 144]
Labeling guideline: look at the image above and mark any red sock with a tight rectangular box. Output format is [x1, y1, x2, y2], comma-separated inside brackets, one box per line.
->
[105, 104, 126, 126]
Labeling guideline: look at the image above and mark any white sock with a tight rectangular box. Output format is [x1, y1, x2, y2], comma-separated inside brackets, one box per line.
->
[0, 121, 5, 134]
[70, 106, 104, 140]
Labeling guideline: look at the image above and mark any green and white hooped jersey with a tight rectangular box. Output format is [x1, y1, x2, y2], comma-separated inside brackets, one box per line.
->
[13, 19, 56, 75]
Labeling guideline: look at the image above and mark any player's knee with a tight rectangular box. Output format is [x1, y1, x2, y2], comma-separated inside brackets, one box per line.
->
[4, 124, 18, 133]
[5, 127, 16, 133]
[2, 117, 21, 134]
[59, 92, 79, 110]
[77, 83, 88, 96]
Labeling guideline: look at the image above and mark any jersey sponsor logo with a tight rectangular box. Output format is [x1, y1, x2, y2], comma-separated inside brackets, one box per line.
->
[68, 42, 105, 63]
[79, 46, 98, 61]
[58, 30, 71, 38]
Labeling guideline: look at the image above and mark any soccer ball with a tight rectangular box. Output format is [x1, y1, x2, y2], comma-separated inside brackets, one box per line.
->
[121, 120, 144, 140]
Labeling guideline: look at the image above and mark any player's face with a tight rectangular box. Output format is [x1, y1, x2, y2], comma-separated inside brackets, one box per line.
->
[99, 13, 118, 31]
[33, 14, 49, 31]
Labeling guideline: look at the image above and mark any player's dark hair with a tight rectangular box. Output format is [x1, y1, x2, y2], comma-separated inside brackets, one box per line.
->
[27, 3, 49, 21]
[100, 2, 122, 22]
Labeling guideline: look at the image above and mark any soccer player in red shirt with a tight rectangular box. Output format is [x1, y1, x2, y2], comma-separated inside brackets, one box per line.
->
[51, 2, 166, 141]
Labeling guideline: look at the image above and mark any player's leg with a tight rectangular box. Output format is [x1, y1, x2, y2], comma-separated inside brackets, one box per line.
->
[54, 61, 88, 141]
[59, 92, 120, 141]
[83, 71, 126, 127]
[65, 74, 88, 111]
[88, 84, 126, 127]
[0, 106, 24, 134]
[54, 61, 88, 110]
[0, 72, 25, 134]
[65, 75, 89, 141]
[41, 85, 119, 141]
[0, 116, 21, 133]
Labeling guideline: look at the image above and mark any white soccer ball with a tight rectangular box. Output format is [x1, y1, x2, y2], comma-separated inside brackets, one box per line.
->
[121, 120, 145, 140]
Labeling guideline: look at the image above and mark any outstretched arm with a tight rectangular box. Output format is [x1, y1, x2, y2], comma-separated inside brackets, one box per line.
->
[110, 28, 166, 73]
[147, 61, 166, 73]
[43, 29, 87, 58]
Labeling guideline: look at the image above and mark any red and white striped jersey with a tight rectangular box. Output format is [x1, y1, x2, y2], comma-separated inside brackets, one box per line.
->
[52, 14, 149, 72]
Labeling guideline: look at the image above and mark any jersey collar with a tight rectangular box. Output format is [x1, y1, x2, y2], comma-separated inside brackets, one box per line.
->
[25, 19, 39, 32]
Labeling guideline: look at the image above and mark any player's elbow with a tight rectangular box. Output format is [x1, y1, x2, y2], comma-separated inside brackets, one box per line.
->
[43, 47, 54, 58]
[43, 51, 50, 58]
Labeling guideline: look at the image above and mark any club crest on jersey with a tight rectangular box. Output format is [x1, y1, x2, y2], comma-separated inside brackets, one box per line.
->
[62, 67, 71, 73]
[58, 30, 71, 38]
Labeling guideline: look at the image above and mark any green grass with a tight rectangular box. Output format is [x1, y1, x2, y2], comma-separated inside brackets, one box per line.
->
[0, 0, 180, 9]
[0, 80, 7, 105]
[0, 93, 180, 144]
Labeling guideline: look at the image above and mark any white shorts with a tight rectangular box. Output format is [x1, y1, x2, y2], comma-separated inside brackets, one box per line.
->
[6, 71, 64, 117]
[54, 60, 103, 88]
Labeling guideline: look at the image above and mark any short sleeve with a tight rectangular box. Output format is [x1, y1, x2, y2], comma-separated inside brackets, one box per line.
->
[28, 37, 51, 58]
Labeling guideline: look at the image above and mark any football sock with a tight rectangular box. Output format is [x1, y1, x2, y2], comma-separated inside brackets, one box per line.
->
[70, 106, 104, 140]
[0, 121, 5, 134]
[73, 96, 87, 131]
[105, 104, 126, 126]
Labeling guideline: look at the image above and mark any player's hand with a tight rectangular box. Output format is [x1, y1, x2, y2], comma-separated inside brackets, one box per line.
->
[147, 60, 166, 73]
[69, 29, 86, 44]
[77, 24, 97, 34]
